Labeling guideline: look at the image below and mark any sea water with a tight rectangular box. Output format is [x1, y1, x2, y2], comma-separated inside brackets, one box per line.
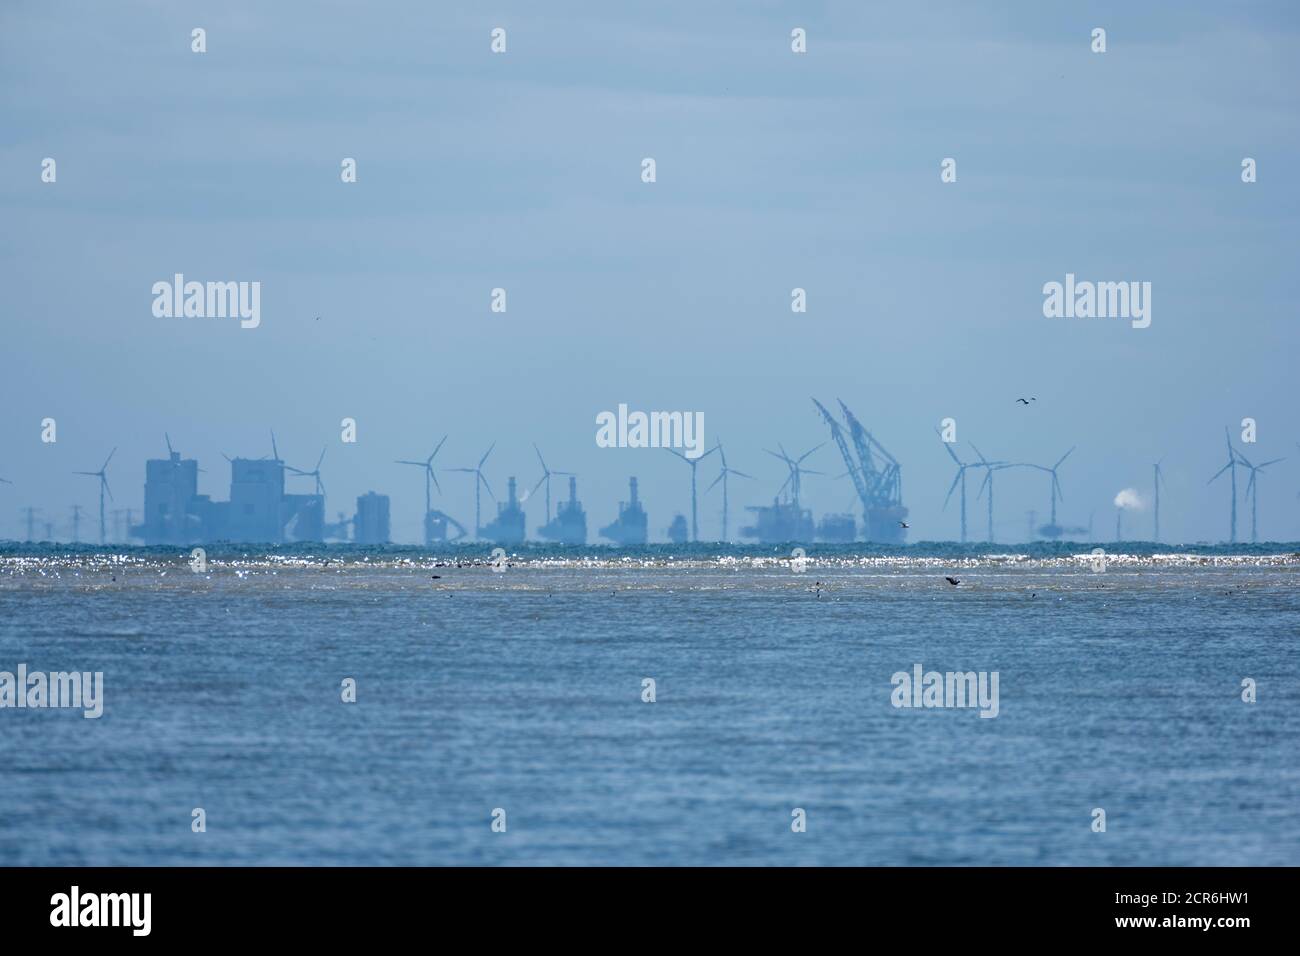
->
[1, 543, 1297, 866]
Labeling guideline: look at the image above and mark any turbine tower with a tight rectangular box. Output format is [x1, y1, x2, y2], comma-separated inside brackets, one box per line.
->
[939, 436, 972, 544]
[73, 447, 116, 544]
[450, 443, 495, 538]
[1207, 428, 1239, 543]
[969, 443, 1014, 544]
[666, 445, 718, 542]
[1152, 459, 1166, 542]
[396, 435, 449, 545]
[705, 439, 752, 542]
[1025, 447, 1075, 535]
[530, 444, 574, 525]
[1234, 448, 1284, 544]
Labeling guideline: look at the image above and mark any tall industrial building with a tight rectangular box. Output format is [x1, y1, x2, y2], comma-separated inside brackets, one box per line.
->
[136, 448, 202, 544]
[131, 443, 360, 545]
[354, 492, 390, 545]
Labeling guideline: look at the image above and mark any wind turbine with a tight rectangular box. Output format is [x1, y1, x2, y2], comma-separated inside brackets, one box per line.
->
[530, 444, 575, 525]
[73, 447, 116, 544]
[287, 447, 328, 496]
[1234, 448, 1284, 544]
[1207, 428, 1239, 543]
[1152, 459, 1166, 542]
[938, 434, 972, 543]
[765, 443, 825, 506]
[667, 445, 718, 542]
[1025, 447, 1074, 531]
[396, 436, 449, 518]
[449, 443, 495, 538]
[705, 439, 752, 542]
[969, 443, 1013, 544]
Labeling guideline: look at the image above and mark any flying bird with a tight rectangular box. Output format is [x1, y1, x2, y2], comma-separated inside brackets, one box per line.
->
[945, 576, 960, 586]
[899, 520, 910, 528]
[1016, 397, 1037, 405]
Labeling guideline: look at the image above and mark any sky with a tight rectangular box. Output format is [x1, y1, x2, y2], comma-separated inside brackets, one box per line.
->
[1, 1, 1298, 544]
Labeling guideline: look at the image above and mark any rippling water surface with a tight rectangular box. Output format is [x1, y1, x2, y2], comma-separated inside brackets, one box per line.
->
[2, 543, 1298, 865]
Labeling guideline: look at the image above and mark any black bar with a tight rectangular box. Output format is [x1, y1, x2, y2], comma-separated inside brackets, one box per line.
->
[0, 867, 1284, 941]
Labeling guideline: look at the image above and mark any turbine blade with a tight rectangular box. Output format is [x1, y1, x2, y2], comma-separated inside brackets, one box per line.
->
[479, 443, 495, 468]
[1054, 446, 1075, 469]
[103, 447, 117, 470]
[705, 473, 724, 493]
[943, 472, 961, 510]
[102, 477, 113, 502]
[430, 435, 448, 461]
[797, 442, 825, 463]
[316, 447, 327, 470]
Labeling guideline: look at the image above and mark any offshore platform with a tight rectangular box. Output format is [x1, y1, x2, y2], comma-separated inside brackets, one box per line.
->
[741, 499, 814, 543]
[740, 442, 818, 543]
[481, 476, 526, 544]
[537, 476, 587, 545]
[666, 514, 688, 544]
[813, 398, 908, 544]
[600, 477, 648, 545]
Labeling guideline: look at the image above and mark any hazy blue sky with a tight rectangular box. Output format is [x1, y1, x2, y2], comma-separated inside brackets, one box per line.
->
[2, 1, 1297, 543]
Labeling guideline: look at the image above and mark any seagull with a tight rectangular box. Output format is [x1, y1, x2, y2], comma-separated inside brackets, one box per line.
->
[1015, 397, 1037, 405]
[899, 520, 910, 528]
[945, 576, 960, 586]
